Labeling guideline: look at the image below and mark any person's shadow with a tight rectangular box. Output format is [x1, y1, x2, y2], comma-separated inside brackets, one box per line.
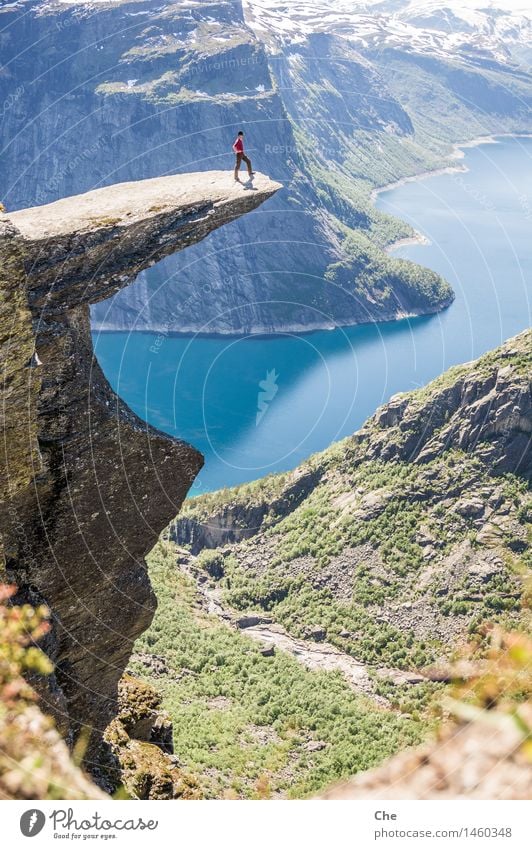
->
[242, 176, 257, 191]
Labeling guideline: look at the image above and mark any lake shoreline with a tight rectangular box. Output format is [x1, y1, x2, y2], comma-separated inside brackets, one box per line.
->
[92, 304, 450, 342]
[384, 231, 430, 254]
[95, 135, 532, 493]
[372, 132, 532, 201]
[375, 133, 532, 253]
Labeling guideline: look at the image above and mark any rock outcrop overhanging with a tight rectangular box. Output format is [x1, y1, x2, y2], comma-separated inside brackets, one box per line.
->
[8, 172, 281, 311]
[0, 171, 281, 771]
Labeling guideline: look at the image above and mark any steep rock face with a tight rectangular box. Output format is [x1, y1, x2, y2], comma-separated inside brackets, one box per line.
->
[173, 466, 323, 553]
[104, 675, 200, 799]
[0, 171, 279, 769]
[0, 219, 41, 507]
[353, 343, 532, 479]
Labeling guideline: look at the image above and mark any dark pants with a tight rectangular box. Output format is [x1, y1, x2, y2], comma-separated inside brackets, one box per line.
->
[234, 152, 253, 179]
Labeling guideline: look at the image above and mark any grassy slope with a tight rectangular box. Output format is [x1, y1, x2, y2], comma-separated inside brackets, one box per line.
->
[220, 453, 529, 662]
[132, 541, 425, 799]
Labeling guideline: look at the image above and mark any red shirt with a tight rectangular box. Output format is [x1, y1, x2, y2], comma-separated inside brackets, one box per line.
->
[233, 136, 244, 153]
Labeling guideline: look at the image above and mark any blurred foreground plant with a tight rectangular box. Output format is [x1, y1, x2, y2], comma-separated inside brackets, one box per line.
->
[0, 584, 105, 799]
[444, 628, 532, 761]
[0, 584, 52, 705]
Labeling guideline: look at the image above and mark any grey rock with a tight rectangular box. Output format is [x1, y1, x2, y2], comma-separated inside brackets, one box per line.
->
[151, 712, 174, 755]
[306, 626, 327, 642]
[260, 645, 275, 657]
[0, 171, 279, 780]
[235, 614, 273, 629]
[7, 172, 281, 312]
[305, 740, 327, 752]
[454, 498, 485, 518]
[377, 669, 426, 686]
[131, 652, 170, 678]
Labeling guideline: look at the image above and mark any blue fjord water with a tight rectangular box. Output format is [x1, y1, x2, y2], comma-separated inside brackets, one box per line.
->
[93, 136, 532, 495]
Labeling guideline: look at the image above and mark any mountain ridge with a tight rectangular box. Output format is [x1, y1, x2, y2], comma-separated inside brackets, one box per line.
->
[3, 0, 532, 335]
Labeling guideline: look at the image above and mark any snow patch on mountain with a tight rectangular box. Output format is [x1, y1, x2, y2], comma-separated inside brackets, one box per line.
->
[242, 0, 532, 64]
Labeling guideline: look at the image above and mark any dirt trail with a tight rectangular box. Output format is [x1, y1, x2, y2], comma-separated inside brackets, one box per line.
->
[178, 556, 424, 704]
[241, 621, 384, 701]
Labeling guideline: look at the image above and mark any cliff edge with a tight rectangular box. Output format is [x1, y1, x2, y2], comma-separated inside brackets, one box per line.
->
[0, 171, 281, 775]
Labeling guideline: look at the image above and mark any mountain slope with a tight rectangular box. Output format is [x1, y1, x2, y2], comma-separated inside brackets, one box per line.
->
[3, 1, 532, 334]
[125, 330, 531, 796]
[172, 330, 531, 668]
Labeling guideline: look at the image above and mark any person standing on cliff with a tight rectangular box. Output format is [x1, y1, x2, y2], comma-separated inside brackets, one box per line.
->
[233, 130, 254, 182]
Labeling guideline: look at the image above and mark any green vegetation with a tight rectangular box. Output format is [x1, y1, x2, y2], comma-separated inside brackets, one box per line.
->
[325, 231, 452, 313]
[177, 333, 531, 690]
[133, 541, 426, 798]
[213, 447, 529, 665]
[0, 586, 101, 800]
[288, 119, 454, 307]
[289, 124, 420, 246]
